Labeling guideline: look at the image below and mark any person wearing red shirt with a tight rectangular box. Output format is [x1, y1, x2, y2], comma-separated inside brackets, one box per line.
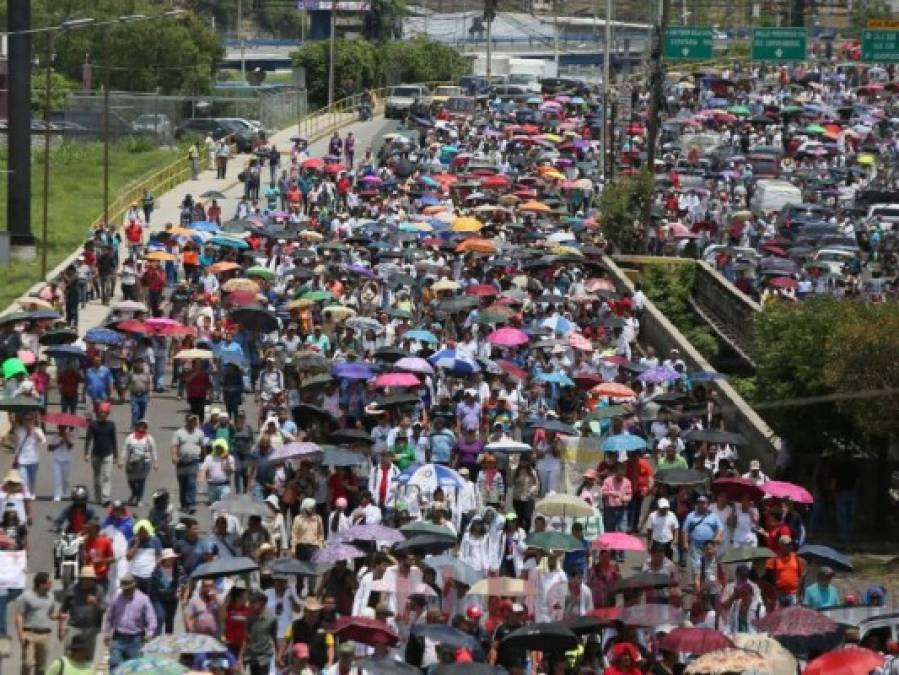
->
[81, 519, 115, 590]
[327, 466, 359, 508]
[183, 360, 212, 422]
[604, 642, 641, 675]
[625, 452, 654, 533]
[142, 263, 167, 316]
[207, 199, 222, 225]
[57, 361, 83, 414]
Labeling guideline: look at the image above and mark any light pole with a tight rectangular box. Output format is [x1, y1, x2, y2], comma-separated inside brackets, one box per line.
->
[40, 18, 96, 278]
[328, 2, 338, 106]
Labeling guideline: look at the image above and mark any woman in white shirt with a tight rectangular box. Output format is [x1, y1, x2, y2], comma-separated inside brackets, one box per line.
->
[731, 493, 760, 547]
[459, 516, 491, 573]
[48, 425, 76, 502]
[11, 413, 46, 495]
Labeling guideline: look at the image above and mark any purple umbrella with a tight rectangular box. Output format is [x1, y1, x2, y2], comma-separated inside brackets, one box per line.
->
[270, 211, 289, 219]
[346, 264, 377, 280]
[342, 523, 405, 544]
[361, 175, 383, 184]
[554, 158, 574, 167]
[312, 542, 367, 563]
[332, 362, 374, 380]
[269, 442, 321, 462]
[394, 356, 434, 374]
[639, 366, 681, 384]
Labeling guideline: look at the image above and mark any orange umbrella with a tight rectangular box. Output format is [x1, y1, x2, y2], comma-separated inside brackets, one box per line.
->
[591, 382, 637, 398]
[168, 226, 198, 238]
[456, 238, 497, 254]
[209, 261, 241, 274]
[519, 200, 551, 213]
[144, 251, 177, 262]
[423, 205, 448, 215]
[432, 173, 458, 186]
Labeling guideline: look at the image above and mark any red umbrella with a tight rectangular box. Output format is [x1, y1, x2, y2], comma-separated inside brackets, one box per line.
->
[156, 324, 195, 337]
[587, 606, 622, 623]
[115, 319, 151, 334]
[226, 291, 260, 306]
[301, 157, 324, 170]
[600, 355, 630, 366]
[769, 276, 799, 290]
[762, 242, 788, 257]
[324, 162, 347, 174]
[762, 480, 814, 504]
[756, 605, 837, 636]
[574, 373, 603, 389]
[585, 278, 615, 292]
[497, 360, 527, 380]
[481, 174, 510, 188]
[712, 476, 765, 502]
[332, 616, 398, 647]
[803, 646, 884, 675]
[659, 627, 734, 655]
[519, 124, 539, 135]
[43, 411, 88, 429]
[465, 284, 499, 297]
[592, 532, 646, 552]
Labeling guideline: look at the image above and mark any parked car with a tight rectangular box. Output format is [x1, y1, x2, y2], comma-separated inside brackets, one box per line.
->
[131, 113, 173, 137]
[813, 247, 857, 275]
[492, 84, 530, 104]
[174, 117, 255, 152]
[385, 85, 431, 119]
[431, 86, 462, 104]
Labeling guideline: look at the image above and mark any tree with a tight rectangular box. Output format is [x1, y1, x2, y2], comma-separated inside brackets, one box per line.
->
[31, 69, 78, 113]
[598, 169, 654, 254]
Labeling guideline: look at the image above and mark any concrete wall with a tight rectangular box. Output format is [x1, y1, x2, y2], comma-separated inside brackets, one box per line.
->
[602, 255, 783, 469]
[693, 260, 761, 358]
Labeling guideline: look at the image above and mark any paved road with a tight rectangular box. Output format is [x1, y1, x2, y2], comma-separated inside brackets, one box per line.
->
[0, 114, 401, 672]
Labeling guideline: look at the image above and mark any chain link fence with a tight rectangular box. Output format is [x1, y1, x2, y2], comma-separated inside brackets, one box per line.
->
[58, 88, 308, 146]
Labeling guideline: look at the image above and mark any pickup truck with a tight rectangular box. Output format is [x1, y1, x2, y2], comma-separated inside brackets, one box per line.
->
[431, 85, 462, 104]
[385, 85, 431, 119]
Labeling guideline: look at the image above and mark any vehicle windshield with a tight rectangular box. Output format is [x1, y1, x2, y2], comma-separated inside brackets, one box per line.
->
[446, 97, 475, 113]
[508, 74, 537, 84]
[391, 87, 420, 97]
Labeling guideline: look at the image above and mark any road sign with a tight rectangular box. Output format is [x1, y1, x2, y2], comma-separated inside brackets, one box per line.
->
[861, 29, 899, 63]
[751, 27, 807, 61]
[867, 19, 899, 29]
[664, 27, 714, 60]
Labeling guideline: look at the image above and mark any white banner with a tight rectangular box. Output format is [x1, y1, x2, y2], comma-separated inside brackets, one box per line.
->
[0, 550, 27, 590]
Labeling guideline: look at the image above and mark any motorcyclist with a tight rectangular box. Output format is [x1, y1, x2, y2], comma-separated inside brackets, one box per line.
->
[53, 486, 97, 534]
[360, 89, 373, 121]
[147, 488, 175, 546]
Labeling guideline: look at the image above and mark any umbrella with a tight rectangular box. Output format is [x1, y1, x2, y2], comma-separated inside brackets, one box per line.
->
[111, 655, 187, 675]
[756, 606, 842, 654]
[191, 556, 259, 579]
[343, 523, 405, 544]
[356, 658, 420, 675]
[142, 633, 228, 656]
[421, 556, 481, 586]
[467, 577, 535, 596]
[731, 633, 798, 675]
[402, 330, 439, 345]
[321, 449, 367, 467]
[685, 428, 748, 446]
[300, 373, 335, 390]
[720, 546, 775, 564]
[762, 480, 814, 504]
[487, 327, 529, 346]
[592, 532, 646, 552]
[685, 649, 767, 674]
[333, 616, 399, 647]
[592, 382, 636, 398]
[803, 646, 884, 675]
[535, 494, 593, 518]
[269, 557, 319, 577]
[429, 350, 480, 375]
[38, 328, 78, 346]
[210, 235, 248, 249]
[312, 542, 367, 563]
[394, 356, 434, 375]
[655, 468, 706, 485]
[400, 522, 456, 540]
[293, 403, 339, 429]
[374, 372, 421, 388]
[712, 476, 765, 502]
[797, 544, 853, 572]
[500, 622, 579, 653]
[222, 278, 260, 293]
[42, 412, 88, 429]
[432, 665, 497, 675]
[484, 439, 531, 454]
[345, 317, 383, 333]
[536, 372, 574, 386]
[639, 366, 681, 384]
[174, 349, 214, 361]
[144, 250, 177, 262]
[600, 434, 648, 453]
[411, 623, 481, 652]
[327, 428, 373, 445]
[245, 265, 275, 280]
[394, 535, 456, 555]
[16, 297, 54, 311]
[2, 358, 27, 379]
[210, 494, 271, 517]
[659, 627, 734, 655]
[0, 396, 43, 412]
[528, 419, 577, 435]
[83, 327, 123, 345]
[525, 531, 585, 552]
[332, 362, 374, 380]
[614, 573, 671, 593]
[228, 307, 279, 332]
[620, 603, 684, 625]
[43, 345, 88, 363]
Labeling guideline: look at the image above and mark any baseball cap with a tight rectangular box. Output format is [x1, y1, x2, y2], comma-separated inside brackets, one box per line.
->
[749, 460, 761, 470]
[696, 494, 709, 503]
[511, 603, 526, 613]
[657, 497, 670, 509]
[505, 512, 518, 522]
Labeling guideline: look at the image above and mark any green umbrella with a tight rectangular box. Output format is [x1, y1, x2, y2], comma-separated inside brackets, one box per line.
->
[0, 396, 44, 412]
[526, 530, 585, 552]
[245, 265, 275, 280]
[803, 124, 826, 135]
[301, 289, 334, 302]
[389, 308, 412, 319]
[319, 241, 348, 251]
[728, 105, 750, 116]
[300, 372, 335, 389]
[400, 522, 456, 539]
[780, 105, 802, 114]
[472, 313, 509, 325]
[721, 546, 776, 564]
[2, 357, 27, 379]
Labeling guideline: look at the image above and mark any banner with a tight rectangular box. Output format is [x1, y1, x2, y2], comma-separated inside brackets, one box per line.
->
[297, 0, 372, 10]
[0, 551, 27, 590]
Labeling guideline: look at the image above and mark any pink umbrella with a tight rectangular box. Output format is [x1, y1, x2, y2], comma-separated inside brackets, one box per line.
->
[145, 317, 181, 328]
[569, 333, 593, 351]
[374, 372, 421, 388]
[394, 356, 434, 374]
[763, 480, 814, 504]
[487, 327, 529, 347]
[668, 222, 693, 237]
[592, 532, 647, 552]
[16, 350, 35, 366]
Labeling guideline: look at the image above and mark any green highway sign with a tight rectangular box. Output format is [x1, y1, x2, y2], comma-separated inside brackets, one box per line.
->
[752, 27, 807, 61]
[664, 27, 714, 60]
[861, 29, 899, 63]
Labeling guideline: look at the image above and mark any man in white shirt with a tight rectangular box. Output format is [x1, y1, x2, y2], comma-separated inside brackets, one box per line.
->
[645, 498, 679, 559]
[742, 460, 770, 486]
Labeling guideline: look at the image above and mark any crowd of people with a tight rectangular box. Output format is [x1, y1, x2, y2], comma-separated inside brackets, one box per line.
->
[0, 61, 886, 675]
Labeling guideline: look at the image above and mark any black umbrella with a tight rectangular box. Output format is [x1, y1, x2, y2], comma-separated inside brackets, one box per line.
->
[527, 419, 578, 435]
[38, 328, 78, 346]
[356, 658, 420, 675]
[374, 347, 410, 363]
[292, 403, 339, 429]
[500, 622, 579, 653]
[432, 664, 498, 675]
[0, 396, 44, 412]
[563, 614, 619, 635]
[655, 468, 706, 486]
[0, 311, 35, 324]
[228, 307, 279, 333]
[393, 535, 456, 555]
[614, 572, 670, 593]
[44, 345, 89, 364]
[683, 429, 748, 445]
[411, 624, 481, 652]
[328, 428, 374, 445]
[797, 544, 853, 572]
[379, 393, 421, 409]
[270, 558, 319, 577]
[321, 449, 367, 467]
[191, 556, 259, 579]
[652, 393, 689, 405]
[536, 294, 566, 304]
[436, 297, 479, 313]
[25, 309, 61, 321]
[201, 190, 226, 199]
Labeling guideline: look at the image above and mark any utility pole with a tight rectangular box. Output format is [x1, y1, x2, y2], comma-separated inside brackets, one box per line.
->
[7, 0, 34, 255]
[328, 1, 337, 105]
[238, 0, 246, 80]
[102, 31, 111, 228]
[41, 34, 54, 277]
[601, 0, 611, 182]
[485, 0, 496, 79]
[553, 0, 560, 71]
[643, 0, 669, 223]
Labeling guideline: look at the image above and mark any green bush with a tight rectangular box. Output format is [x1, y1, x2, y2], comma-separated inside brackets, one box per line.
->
[598, 169, 654, 254]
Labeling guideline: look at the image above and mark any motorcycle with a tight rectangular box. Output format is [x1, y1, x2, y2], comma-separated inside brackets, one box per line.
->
[52, 530, 84, 588]
[359, 101, 372, 121]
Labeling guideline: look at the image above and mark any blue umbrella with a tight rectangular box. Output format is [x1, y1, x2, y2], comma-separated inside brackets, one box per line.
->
[84, 327, 123, 345]
[332, 362, 374, 380]
[418, 176, 440, 188]
[397, 462, 465, 490]
[346, 264, 377, 279]
[420, 195, 441, 206]
[797, 544, 853, 572]
[403, 329, 439, 344]
[428, 349, 480, 375]
[210, 236, 249, 250]
[540, 315, 575, 335]
[536, 371, 575, 386]
[689, 370, 726, 382]
[189, 220, 219, 233]
[601, 433, 648, 453]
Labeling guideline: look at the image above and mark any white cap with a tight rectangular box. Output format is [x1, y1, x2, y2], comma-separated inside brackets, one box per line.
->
[657, 498, 670, 509]
[511, 603, 526, 613]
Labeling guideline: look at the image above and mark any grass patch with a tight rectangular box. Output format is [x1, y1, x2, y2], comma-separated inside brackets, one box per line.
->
[0, 140, 180, 310]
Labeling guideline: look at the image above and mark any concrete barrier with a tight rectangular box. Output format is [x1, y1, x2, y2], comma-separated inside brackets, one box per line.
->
[602, 255, 782, 469]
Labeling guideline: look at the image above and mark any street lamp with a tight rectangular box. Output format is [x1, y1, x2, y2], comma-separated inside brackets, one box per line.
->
[40, 17, 96, 278]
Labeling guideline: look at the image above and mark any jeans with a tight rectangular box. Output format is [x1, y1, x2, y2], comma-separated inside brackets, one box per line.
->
[0, 588, 22, 635]
[153, 596, 178, 635]
[60, 396, 78, 414]
[52, 458, 71, 500]
[834, 490, 856, 544]
[207, 482, 230, 504]
[513, 498, 535, 533]
[603, 505, 627, 533]
[128, 476, 149, 503]
[100, 275, 115, 304]
[91, 454, 114, 504]
[18, 463, 38, 495]
[109, 633, 144, 670]
[177, 468, 198, 509]
[130, 394, 148, 427]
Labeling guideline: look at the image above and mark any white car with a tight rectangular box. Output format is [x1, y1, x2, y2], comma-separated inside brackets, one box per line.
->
[812, 248, 856, 275]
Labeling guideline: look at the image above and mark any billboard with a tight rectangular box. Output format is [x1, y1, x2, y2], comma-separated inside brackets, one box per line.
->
[297, 0, 372, 10]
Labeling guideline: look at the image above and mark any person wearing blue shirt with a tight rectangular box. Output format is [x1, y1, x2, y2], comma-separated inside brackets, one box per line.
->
[85, 356, 114, 408]
[803, 567, 842, 609]
[563, 521, 588, 576]
[681, 495, 723, 572]
[427, 417, 456, 464]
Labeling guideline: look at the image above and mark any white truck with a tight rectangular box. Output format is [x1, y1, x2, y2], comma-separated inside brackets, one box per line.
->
[507, 58, 556, 93]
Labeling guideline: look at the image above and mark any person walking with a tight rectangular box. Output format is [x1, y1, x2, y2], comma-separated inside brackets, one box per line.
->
[84, 402, 118, 506]
[183, 360, 211, 422]
[84, 356, 113, 411]
[243, 589, 277, 675]
[149, 548, 182, 635]
[59, 566, 106, 662]
[199, 438, 235, 505]
[102, 574, 157, 670]
[141, 189, 155, 225]
[48, 424, 75, 503]
[45, 632, 94, 675]
[11, 411, 46, 496]
[126, 358, 152, 428]
[15, 572, 62, 675]
[216, 140, 230, 179]
[122, 420, 158, 506]
[170, 414, 205, 514]
[188, 143, 200, 180]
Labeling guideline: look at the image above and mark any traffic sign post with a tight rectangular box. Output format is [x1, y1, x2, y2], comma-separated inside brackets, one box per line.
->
[861, 29, 899, 63]
[751, 27, 807, 61]
[664, 27, 714, 60]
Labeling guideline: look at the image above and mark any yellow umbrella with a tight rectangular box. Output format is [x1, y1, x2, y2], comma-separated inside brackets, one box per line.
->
[451, 216, 484, 233]
[456, 238, 497, 254]
[433, 278, 460, 292]
[323, 305, 356, 320]
[466, 578, 536, 597]
[174, 348, 214, 360]
[543, 170, 566, 181]
[519, 200, 552, 213]
[535, 494, 593, 518]
[856, 153, 876, 166]
[542, 133, 563, 143]
[552, 245, 584, 257]
[222, 278, 260, 293]
[685, 649, 767, 674]
[144, 251, 177, 262]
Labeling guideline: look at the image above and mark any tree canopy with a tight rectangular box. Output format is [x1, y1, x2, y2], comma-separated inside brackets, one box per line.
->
[597, 169, 654, 254]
